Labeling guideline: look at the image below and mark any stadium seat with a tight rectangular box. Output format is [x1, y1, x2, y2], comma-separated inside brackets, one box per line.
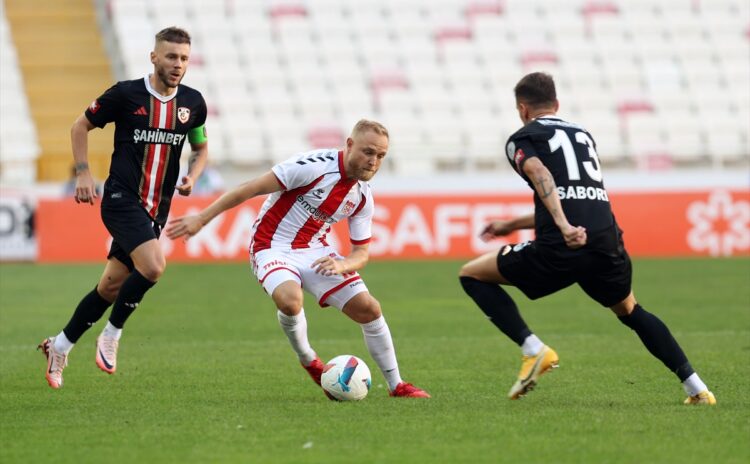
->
[29, 0, 747, 174]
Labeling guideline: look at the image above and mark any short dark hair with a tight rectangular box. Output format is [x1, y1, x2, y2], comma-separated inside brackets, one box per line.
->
[155, 27, 191, 45]
[514, 72, 557, 108]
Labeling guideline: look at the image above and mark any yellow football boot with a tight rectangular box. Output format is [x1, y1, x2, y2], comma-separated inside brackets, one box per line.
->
[684, 390, 717, 405]
[508, 345, 559, 399]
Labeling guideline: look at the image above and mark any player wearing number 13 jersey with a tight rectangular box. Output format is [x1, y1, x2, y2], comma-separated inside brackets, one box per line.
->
[459, 72, 714, 405]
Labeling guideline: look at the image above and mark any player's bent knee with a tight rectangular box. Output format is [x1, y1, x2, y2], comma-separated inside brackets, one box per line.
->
[343, 294, 381, 323]
[139, 263, 165, 282]
[458, 261, 477, 279]
[609, 292, 637, 316]
[97, 282, 120, 302]
[271, 284, 304, 316]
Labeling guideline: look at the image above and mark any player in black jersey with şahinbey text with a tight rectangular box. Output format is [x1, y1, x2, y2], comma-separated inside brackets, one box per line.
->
[459, 72, 715, 405]
[38, 27, 209, 389]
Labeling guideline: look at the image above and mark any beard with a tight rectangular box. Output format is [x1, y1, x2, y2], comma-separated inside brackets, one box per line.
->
[356, 168, 376, 181]
[156, 66, 181, 89]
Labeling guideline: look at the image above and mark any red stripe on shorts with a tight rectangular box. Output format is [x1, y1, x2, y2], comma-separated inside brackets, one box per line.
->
[318, 275, 362, 307]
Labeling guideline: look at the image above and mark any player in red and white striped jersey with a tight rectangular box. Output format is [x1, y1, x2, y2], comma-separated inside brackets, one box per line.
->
[167, 120, 430, 398]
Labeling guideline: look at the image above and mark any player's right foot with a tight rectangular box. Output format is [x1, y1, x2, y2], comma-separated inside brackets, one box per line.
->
[508, 345, 559, 399]
[95, 335, 119, 374]
[38, 337, 68, 389]
[684, 390, 716, 405]
[302, 357, 325, 386]
[302, 357, 338, 400]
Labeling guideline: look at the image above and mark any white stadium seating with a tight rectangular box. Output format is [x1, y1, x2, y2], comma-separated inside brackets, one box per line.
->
[0, 4, 39, 183]
[1, 0, 747, 178]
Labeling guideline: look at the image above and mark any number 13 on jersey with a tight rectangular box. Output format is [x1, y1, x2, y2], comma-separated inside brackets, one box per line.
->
[548, 129, 603, 182]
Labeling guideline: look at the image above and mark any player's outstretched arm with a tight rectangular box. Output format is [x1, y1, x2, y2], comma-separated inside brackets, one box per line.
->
[176, 141, 208, 196]
[522, 157, 586, 249]
[312, 244, 370, 276]
[70, 114, 98, 205]
[166, 170, 282, 239]
[480, 214, 535, 241]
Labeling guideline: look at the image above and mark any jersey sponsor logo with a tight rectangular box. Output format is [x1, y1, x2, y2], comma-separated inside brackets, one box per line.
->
[341, 200, 356, 215]
[133, 106, 148, 116]
[296, 195, 335, 224]
[557, 185, 610, 202]
[514, 148, 526, 169]
[89, 100, 100, 113]
[177, 107, 191, 124]
[133, 128, 186, 145]
[312, 188, 325, 199]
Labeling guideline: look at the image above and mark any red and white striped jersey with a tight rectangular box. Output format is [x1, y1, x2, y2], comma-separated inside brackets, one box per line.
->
[250, 149, 374, 254]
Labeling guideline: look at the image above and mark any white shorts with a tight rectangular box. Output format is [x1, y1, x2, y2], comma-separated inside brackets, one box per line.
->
[250, 247, 369, 310]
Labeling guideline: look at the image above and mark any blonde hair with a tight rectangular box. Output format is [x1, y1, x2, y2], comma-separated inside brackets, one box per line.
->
[351, 119, 389, 139]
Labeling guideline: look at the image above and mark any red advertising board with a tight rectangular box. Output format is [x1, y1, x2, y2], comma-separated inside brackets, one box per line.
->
[36, 189, 749, 262]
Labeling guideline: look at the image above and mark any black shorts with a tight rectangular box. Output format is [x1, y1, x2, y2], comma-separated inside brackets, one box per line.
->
[497, 227, 632, 307]
[101, 185, 161, 271]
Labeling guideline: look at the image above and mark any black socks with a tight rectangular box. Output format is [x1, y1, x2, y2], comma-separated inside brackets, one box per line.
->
[460, 276, 531, 346]
[108, 270, 156, 329]
[63, 286, 113, 343]
[618, 304, 694, 381]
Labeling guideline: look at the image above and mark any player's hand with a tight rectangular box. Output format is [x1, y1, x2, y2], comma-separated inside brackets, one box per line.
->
[561, 224, 587, 249]
[74, 171, 97, 205]
[480, 220, 514, 241]
[165, 214, 203, 239]
[311, 255, 345, 276]
[176, 175, 194, 196]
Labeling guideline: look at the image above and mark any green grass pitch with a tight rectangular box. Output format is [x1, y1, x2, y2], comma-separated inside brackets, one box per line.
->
[1, 258, 748, 463]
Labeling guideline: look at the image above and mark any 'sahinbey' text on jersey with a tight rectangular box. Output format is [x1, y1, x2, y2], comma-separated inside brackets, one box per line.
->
[505, 116, 614, 244]
[85, 76, 207, 225]
[251, 149, 373, 254]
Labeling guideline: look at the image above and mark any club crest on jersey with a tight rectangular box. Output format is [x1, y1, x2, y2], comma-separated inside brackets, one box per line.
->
[177, 107, 190, 124]
[89, 100, 100, 114]
[342, 200, 356, 215]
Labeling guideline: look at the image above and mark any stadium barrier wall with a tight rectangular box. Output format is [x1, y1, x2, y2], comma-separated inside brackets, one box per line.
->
[35, 189, 749, 262]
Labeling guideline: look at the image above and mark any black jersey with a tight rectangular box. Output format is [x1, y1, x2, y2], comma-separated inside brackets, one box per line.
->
[85, 76, 207, 225]
[505, 116, 615, 245]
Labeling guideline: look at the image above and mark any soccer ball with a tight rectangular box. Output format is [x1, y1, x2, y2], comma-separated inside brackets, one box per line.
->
[321, 355, 372, 401]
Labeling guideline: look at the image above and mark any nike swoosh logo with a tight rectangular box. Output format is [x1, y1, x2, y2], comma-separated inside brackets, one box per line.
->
[520, 350, 546, 383]
[98, 348, 114, 370]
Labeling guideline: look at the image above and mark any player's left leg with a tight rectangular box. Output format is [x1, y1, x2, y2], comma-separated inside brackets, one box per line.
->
[580, 248, 715, 405]
[339, 293, 430, 398]
[95, 239, 163, 374]
[611, 293, 715, 405]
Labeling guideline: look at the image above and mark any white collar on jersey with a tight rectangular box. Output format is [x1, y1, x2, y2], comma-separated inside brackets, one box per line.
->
[144, 75, 179, 103]
[534, 114, 558, 120]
